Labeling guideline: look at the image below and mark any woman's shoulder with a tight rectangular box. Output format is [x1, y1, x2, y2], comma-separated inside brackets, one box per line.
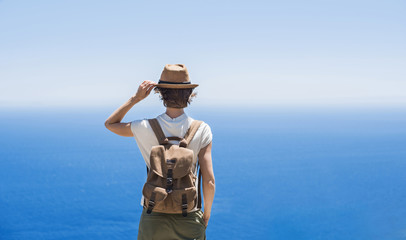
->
[187, 117, 211, 130]
[186, 117, 212, 141]
[130, 118, 153, 138]
[131, 118, 150, 128]
[196, 120, 212, 148]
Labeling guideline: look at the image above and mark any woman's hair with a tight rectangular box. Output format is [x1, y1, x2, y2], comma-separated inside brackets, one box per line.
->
[154, 87, 197, 108]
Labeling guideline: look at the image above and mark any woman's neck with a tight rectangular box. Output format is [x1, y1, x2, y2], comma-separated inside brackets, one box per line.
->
[165, 107, 185, 119]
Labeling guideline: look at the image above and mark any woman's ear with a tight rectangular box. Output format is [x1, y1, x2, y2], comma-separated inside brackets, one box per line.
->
[188, 92, 197, 104]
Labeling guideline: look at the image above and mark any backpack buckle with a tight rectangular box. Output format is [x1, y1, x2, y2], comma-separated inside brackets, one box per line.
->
[166, 159, 176, 164]
[148, 200, 155, 207]
[181, 202, 188, 217]
[181, 193, 188, 217]
[147, 197, 156, 214]
[166, 178, 173, 193]
[166, 169, 174, 193]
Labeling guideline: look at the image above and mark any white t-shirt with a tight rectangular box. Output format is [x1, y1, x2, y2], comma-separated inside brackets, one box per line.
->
[130, 112, 213, 208]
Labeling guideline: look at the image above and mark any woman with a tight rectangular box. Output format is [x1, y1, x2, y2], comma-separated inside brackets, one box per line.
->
[104, 64, 215, 239]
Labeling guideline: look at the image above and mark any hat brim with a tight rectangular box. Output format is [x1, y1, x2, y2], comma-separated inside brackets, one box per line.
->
[155, 83, 199, 89]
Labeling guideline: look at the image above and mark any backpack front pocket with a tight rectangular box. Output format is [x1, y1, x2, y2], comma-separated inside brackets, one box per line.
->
[171, 186, 197, 215]
[142, 183, 168, 213]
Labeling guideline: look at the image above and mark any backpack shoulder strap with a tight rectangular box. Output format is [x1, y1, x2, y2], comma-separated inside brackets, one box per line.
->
[180, 120, 203, 147]
[148, 118, 168, 145]
[197, 165, 202, 209]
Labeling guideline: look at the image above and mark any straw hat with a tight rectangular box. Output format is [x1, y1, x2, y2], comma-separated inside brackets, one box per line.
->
[155, 64, 199, 89]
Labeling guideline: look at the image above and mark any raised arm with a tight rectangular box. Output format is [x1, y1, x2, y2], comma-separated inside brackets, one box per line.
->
[104, 80, 156, 137]
[198, 141, 215, 227]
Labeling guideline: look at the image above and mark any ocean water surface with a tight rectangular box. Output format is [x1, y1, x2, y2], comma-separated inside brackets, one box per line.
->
[1, 106, 406, 239]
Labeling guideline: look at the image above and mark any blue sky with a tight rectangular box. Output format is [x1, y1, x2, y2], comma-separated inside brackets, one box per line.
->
[1, 0, 405, 109]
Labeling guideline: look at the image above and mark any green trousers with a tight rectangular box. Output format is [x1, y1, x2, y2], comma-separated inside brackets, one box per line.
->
[137, 208, 207, 240]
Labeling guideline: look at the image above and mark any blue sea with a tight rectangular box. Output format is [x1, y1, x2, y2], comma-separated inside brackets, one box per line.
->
[1, 106, 406, 240]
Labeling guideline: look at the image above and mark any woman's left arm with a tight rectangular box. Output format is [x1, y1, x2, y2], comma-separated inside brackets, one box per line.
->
[104, 80, 156, 137]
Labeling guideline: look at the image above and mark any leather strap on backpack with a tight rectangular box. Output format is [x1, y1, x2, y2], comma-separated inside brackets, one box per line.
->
[181, 194, 188, 217]
[148, 119, 168, 145]
[197, 167, 202, 209]
[185, 120, 203, 209]
[149, 118, 203, 147]
[180, 120, 203, 147]
[146, 192, 156, 214]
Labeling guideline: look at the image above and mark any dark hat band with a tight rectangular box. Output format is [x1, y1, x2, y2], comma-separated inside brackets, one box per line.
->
[158, 80, 191, 84]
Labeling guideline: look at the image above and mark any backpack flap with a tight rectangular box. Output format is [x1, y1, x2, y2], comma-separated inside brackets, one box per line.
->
[168, 147, 194, 179]
[150, 145, 166, 177]
[142, 183, 168, 202]
[150, 145, 194, 179]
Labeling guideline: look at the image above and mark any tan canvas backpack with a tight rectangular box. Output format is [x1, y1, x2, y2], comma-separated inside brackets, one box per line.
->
[142, 118, 203, 217]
